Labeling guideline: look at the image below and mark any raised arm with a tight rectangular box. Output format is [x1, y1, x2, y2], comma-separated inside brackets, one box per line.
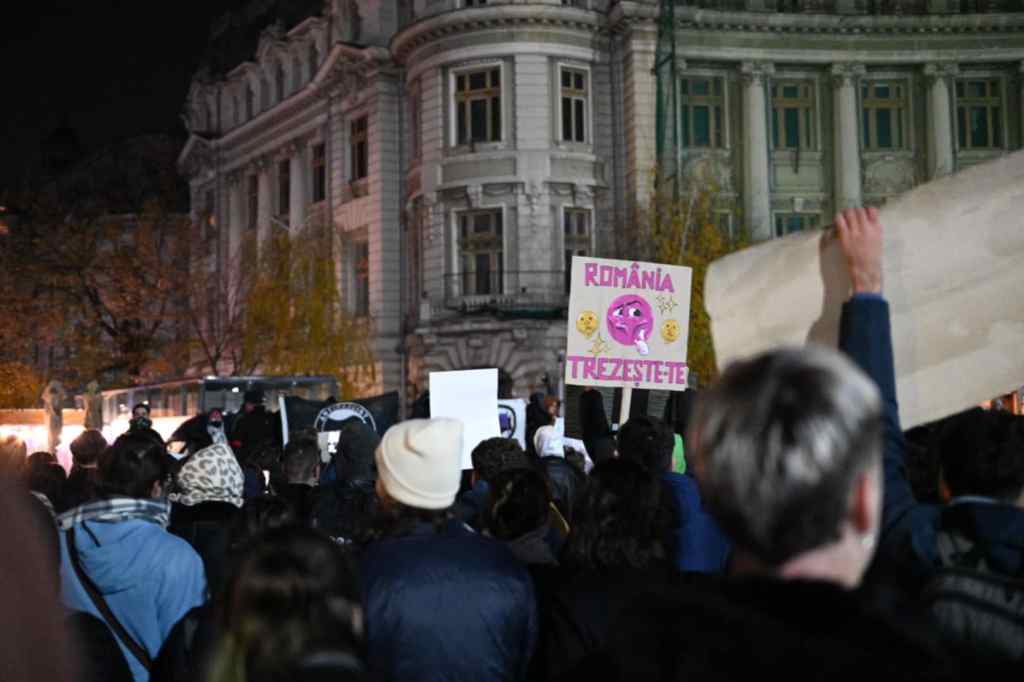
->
[834, 208, 918, 537]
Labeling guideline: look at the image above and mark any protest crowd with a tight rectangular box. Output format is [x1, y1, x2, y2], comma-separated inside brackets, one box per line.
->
[2, 207, 1024, 681]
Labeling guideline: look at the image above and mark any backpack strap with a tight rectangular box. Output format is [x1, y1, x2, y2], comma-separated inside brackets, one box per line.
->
[65, 527, 153, 671]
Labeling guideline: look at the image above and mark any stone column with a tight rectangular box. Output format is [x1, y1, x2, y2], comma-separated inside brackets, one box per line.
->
[289, 145, 308, 230]
[740, 61, 774, 242]
[227, 175, 245, 309]
[1019, 62, 1024, 148]
[257, 159, 273, 245]
[831, 63, 866, 211]
[924, 63, 959, 179]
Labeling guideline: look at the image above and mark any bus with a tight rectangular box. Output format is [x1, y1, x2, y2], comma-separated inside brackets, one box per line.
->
[97, 375, 339, 443]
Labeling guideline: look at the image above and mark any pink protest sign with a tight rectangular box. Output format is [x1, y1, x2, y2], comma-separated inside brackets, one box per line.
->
[564, 256, 693, 391]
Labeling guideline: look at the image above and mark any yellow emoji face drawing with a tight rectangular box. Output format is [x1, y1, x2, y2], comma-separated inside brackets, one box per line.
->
[576, 310, 599, 338]
[661, 319, 681, 344]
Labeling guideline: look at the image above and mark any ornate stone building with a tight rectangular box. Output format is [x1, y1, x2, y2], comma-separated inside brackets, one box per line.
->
[179, 0, 1024, 405]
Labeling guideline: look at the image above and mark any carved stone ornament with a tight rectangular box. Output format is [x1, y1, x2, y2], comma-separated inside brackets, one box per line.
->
[924, 62, 960, 85]
[830, 63, 866, 88]
[739, 61, 775, 85]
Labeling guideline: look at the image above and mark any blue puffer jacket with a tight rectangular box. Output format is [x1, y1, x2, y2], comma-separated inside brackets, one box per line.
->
[361, 521, 538, 682]
[60, 518, 207, 682]
[662, 472, 733, 573]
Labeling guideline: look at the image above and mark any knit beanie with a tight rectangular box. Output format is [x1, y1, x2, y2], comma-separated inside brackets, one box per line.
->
[168, 443, 244, 508]
[375, 419, 463, 510]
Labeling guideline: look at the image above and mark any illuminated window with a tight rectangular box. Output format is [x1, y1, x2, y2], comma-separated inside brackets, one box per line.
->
[680, 76, 725, 148]
[458, 210, 503, 296]
[454, 67, 502, 145]
[560, 67, 589, 143]
[862, 81, 907, 151]
[956, 79, 1004, 150]
[771, 81, 816, 151]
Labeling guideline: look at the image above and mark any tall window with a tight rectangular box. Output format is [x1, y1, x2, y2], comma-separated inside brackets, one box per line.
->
[408, 91, 421, 160]
[353, 241, 370, 317]
[277, 160, 290, 222]
[454, 67, 501, 145]
[276, 61, 286, 102]
[862, 81, 907, 151]
[260, 77, 270, 111]
[771, 81, 816, 151]
[312, 144, 326, 202]
[245, 85, 255, 120]
[292, 56, 303, 93]
[563, 208, 591, 293]
[203, 190, 216, 240]
[308, 43, 319, 80]
[233, 94, 241, 126]
[680, 76, 725, 148]
[464, 0, 487, 5]
[246, 175, 259, 230]
[774, 213, 819, 238]
[560, 67, 588, 143]
[956, 79, 1003, 150]
[458, 210, 503, 296]
[350, 116, 369, 182]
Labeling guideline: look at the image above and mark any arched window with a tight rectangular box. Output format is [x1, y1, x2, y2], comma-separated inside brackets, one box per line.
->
[308, 42, 320, 81]
[276, 60, 286, 102]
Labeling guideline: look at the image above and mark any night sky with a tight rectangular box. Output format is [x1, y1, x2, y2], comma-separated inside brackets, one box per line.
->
[0, 0, 239, 190]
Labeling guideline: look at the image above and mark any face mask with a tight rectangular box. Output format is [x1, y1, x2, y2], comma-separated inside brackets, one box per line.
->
[131, 416, 153, 430]
[209, 420, 223, 429]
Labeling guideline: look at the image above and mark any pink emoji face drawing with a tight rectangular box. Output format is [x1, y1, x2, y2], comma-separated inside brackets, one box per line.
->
[606, 294, 654, 355]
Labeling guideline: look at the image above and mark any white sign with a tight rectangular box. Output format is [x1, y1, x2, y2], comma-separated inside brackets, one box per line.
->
[705, 150, 1024, 429]
[430, 369, 500, 470]
[498, 399, 526, 449]
[565, 256, 693, 392]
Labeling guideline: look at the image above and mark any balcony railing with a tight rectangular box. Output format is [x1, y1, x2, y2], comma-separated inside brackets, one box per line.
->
[443, 270, 569, 314]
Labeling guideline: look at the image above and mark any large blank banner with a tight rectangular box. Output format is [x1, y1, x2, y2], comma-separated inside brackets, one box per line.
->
[705, 151, 1024, 429]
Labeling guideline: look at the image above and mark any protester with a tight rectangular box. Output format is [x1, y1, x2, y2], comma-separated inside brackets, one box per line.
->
[545, 459, 674, 681]
[229, 389, 276, 466]
[617, 415, 731, 573]
[0, 434, 28, 475]
[315, 418, 380, 542]
[0, 476, 76, 682]
[526, 392, 553, 458]
[168, 443, 245, 596]
[59, 433, 207, 682]
[24, 451, 67, 517]
[65, 430, 107, 511]
[488, 467, 560, 567]
[204, 527, 364, 682]
[452, 436, 527, 529]
[128, 404, 165, 446]
[361, 418, 537, 682]
[279, 432, 321, 525]
[605, 207, 951, 680]
[534, 425, 585, 524]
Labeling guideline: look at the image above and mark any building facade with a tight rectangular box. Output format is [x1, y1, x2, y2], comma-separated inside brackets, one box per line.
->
[178, 0, 1024, 406]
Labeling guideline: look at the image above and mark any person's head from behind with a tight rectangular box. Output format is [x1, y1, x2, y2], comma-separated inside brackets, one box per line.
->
[617, 416, 674, 473]
[488, 468, 551, 541]
[212, 527, 363, 682]
[563, 459, 669, 571]
[371, 419, 462, 536]
[938, 408, 1024, 504]
[243, 389, 264, 413]
[690, 346, 883, 588]
[25, 455, 66, 505]
[169, 443, 244, 508]
[0, 435, 27, 477]
[284, 434, 321, 486]
[99, 434, 168, 499]
[70, 429, 107, 469]
[229, 494, 299, 553]
[471, 437, 524, 487]
[334, 418, 380, 481]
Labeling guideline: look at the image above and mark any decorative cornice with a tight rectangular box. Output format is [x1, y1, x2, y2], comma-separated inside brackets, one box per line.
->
[390, 6, 608, 64]
[831, 62, 867, 87]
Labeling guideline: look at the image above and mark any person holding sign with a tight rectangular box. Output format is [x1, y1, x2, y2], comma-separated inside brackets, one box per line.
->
[606, 208, 950, 680]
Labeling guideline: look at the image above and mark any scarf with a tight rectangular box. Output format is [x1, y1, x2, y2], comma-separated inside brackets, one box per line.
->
[57, 497, 171, 531]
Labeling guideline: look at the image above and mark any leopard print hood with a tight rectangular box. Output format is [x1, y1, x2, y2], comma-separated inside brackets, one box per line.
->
[169, 443, 244, 508]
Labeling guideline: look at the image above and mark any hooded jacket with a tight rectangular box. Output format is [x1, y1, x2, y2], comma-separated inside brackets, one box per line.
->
[315, 418, 380, 541]
[60, 508, 207, 682]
